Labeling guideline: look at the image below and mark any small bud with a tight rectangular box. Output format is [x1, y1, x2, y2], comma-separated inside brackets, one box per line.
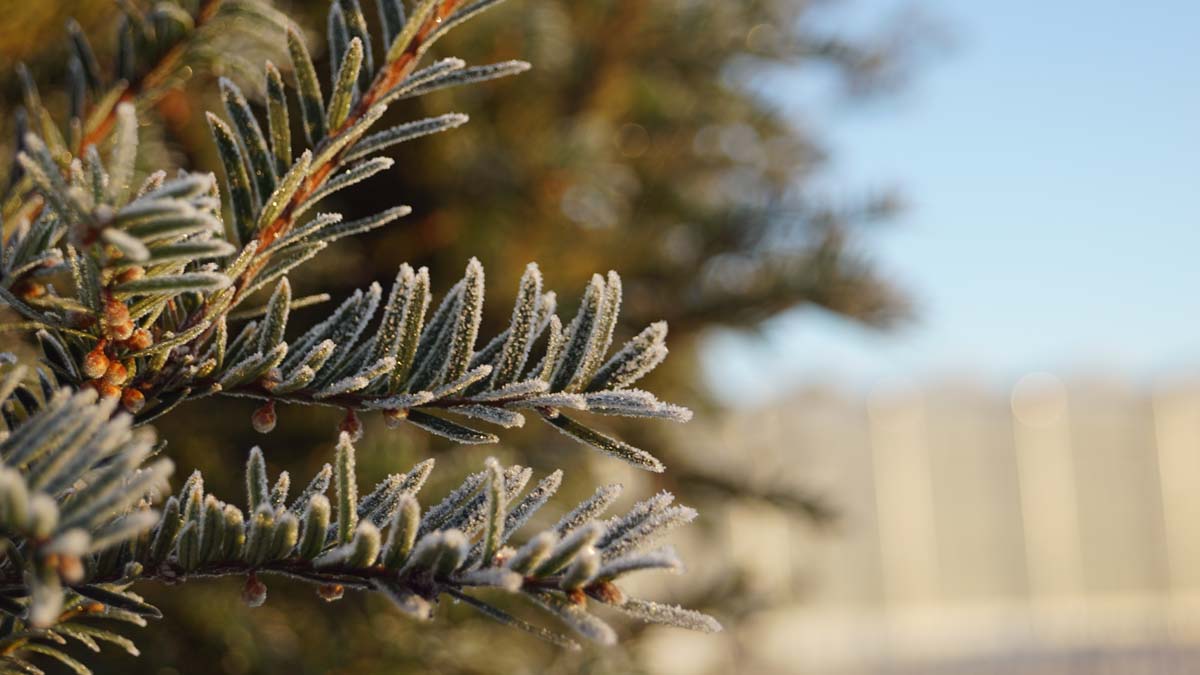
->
[260, 368, 282, 392]
[15, 280, 45, 299]
[339, 409, 362, 442]
[121, 388, 145, 414]
[588, 580, 626, 606]
[383, 408, 407, 429]
[108, 320, 134, 341]
[125, 327, 153, 351]
[116, 266, 145, 284]
[82, 345, 110, 379]
[242, 574, 267, 608]
[97, 382, 121, 400]
[102, 296, 134, 340]
[103, 297, 130, 327]
[103, 360, 128, 386]
[251, 401, 277, 434]
[58, 555, 84, 583]
[317, 583, 344, 602]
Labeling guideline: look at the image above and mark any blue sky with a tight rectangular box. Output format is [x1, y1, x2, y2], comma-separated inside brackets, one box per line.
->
[703, 0, 1200, 403]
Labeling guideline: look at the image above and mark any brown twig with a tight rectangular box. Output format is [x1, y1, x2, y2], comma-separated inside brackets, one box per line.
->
[76, 0, 224, 155]
[0, 558, 585, 606]
[244, 0, 465, 275]
[16, 0, 225, 234]
[138, 0, 467, 408]
[190, 379, 541, 412]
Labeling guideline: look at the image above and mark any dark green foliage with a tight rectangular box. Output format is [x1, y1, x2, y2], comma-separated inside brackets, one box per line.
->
[0, 1, 722, 671]
[0, 378, 716, 671]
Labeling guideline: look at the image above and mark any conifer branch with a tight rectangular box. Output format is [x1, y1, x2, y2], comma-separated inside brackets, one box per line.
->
[5, 0, 287, 229]
[0, 375, 716, 671]
[0, 3, 721, 669]
[2, 5, 679, 470]
[75, 0, 226, 154]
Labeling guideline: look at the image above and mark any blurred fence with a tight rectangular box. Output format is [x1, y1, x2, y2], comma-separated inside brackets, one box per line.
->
[644, 373, 1200, 674]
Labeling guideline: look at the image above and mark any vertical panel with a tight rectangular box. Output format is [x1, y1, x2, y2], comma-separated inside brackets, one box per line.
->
[925, 382, 1030, 602]
[1154, 383, 1200, 593]
[1070, 379, 1167, 594]
[869, 388, 942, 607]
[1010, 373, 1085, 602]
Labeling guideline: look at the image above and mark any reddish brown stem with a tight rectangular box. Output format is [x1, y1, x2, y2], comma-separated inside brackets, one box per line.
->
[245, 0, 464, 268]
[134, 1, 466, 405]
[77, 0, 224, 155]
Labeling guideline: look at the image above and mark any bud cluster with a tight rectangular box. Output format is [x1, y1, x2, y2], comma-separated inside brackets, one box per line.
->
[80, 291, 156, 414]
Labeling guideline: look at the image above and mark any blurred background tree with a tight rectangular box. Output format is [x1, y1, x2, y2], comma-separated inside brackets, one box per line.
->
[0, 0, 935, 672]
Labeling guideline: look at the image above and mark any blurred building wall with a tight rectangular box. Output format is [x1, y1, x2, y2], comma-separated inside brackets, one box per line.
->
[646, 374, 1200, 675]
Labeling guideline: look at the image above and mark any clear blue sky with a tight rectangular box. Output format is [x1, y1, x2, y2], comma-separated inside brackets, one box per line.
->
[703, 0, 1200, 403]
